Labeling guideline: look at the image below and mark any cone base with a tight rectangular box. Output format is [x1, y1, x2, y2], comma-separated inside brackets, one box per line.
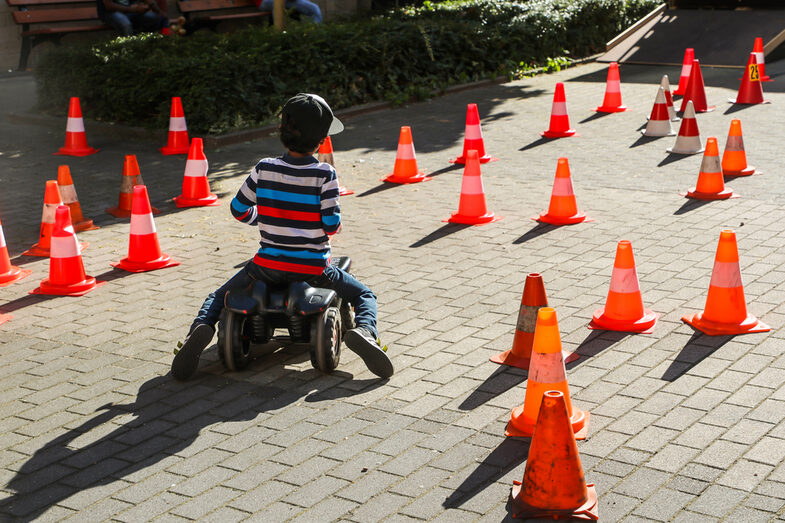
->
[383, 173, 431, 184]
[174, 193, 220, 208]
[450, 154, 498, 165]
[723, 165, 757, 177]
[684, 188, 737, 200]
[23, 241, 87, 257]
[490, 349, 531, 370]
[73, 220, 99, 232]
[510, 482, 598, 521]
[111, 254, 180, 273]
[589, 308, 657, 334]
[682, 312, 770, 336]
[444, 212, 501, 226]
[0, 267, 32, 287]
[30, 277, 105, 297]
[541, 129, 577, 139]
[641, 128, 677, 137]
[106, 206, 161, 218]
[534, 211, 591, 226]
[728, 98, 770, 105]
[55, 147, 99, 157]
[593, 105, 628, 113]
[666, 146, 704, 155]
[159, 145, 190, 155]
[506, 405, 590, 440]
[0, 313, 10, 325]
[339, 187, 354, 196]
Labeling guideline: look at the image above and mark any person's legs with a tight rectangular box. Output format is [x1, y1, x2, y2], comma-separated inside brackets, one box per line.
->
[131, 10, 169, 32]
[285, 0, 322, 22]
[103, 11, 134, 35]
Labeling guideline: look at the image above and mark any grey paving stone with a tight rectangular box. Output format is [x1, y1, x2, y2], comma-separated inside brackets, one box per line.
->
[686, 485, 747, 518]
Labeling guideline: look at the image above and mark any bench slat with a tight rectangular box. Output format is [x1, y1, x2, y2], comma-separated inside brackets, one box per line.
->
[177, 0, 258, 13]
[23, 23, 110, 35]
[12, 6, 99, 23]
[206, 10, 268, 20]
[6, 0, 95, 6]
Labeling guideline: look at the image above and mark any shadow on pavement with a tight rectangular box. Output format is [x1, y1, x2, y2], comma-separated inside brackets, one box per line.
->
[630, 134, 665, 148]
[0, 293, 55, 314]
[519, 136, 553, 151]
[723, 102, 760, 115]
[673, 197, 712, 215]
[356, 180, 420, 198]
[458, 366, 526, 411]
[578, 111, 612, 124]
[658, 152, 694, 167]
[566, 330, 629, 370]
[660, 331, 733, 382]
[426, 163, 463, 178]
[410, 223, 470, 248]
[512, 222, 556, 244]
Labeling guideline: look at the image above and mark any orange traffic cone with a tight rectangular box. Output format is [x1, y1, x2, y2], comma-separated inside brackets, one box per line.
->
[31, 206, 104, 296]
[593, 62, 627, 112]
[443, 150, 500, 225]
[534, 158, 591, 225]
[722, 119, 758, 177]
[642, 87, 676, 137]
[24, 180, 64, 257]
[112, 185, 180, 273]
[682, 229, 770, 335]
[660, 75, 680, 121]
[729, 53, 769, 105]
[673, 48, 695, 96]
[590, 240, 657, 334]
[450, 103, 497, 164]
[667, 101, 703, 155]
[0, 218, 31, 287]
[0, 313, 9, 326]
[506, 307, 590, 440]
[541, 83, 577, 138]
[510, 390, 598, 521]
[318, 137, 353, 196]
[174, 138, 220, 207]
[56, 165, 98, 232]
[159, 97, 190, 155]
[679, 59, 714, 113]
[107, 155, 159, 218]
[55, 97, 98, 157]
[683, 137, 739, 200]
[384, 126, 430, 184]
[752, 37, 772, 82]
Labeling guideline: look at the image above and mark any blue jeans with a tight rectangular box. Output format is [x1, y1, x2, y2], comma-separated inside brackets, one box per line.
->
[194, 262, 378, 338]
[103, 10, 167, 35]
[258, 0, 322, 23]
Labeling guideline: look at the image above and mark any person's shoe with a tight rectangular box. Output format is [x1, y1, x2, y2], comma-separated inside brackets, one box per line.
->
[171, 323, 215, 381]
[344, 327, 394, 379]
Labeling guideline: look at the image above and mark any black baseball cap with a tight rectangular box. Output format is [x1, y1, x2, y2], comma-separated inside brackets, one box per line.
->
[281, 93, 344, 147]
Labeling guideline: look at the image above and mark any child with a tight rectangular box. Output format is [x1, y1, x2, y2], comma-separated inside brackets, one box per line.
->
[171, 93, 393, 381]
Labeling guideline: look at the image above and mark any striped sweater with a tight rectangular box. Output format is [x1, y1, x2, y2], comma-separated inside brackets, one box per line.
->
[231, 154, 340, 275]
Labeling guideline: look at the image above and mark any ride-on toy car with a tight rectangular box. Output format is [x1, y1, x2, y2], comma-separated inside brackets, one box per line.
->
[217, 256, 353, 373]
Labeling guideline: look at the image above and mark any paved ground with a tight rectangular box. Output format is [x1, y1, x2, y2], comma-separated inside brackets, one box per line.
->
[1, 57, 785, 522]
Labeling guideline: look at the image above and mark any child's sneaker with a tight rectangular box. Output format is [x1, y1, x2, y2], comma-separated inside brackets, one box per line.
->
[171, 323, 215, 381]
[344, 327, 394, 379]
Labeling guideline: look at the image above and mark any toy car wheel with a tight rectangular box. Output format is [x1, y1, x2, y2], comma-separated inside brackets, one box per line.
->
[310, 307, 341, 373]
[217, 310, 253, 371]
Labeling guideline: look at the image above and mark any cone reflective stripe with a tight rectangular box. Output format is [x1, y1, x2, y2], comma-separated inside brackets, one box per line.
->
[510, 391, 598, 521]
[682, 230, 770, 335]
[722, 119, 758, 177]
[642, 87, 676, 137]
[660, 75, 680, 122]
[451, 103, 497, 164]
[729, 53, 769, 105]
[673, 48, 694, 96]
[534, 158, 590, 225]
[0, 219, 31, 286]
[667, 101, 703, 155]
[31, 206, 103, 296]
[506, 308, 589, 440]
[107, 155, 159, 217]
[112, 185, 180, 272]
[684, 137, 738, 200]
[55, 97, 98, 157]
[174, 138, 220, 207]
[318, 137, 353, 195]
[679, 59, 715, 113]
[24, 180, 63, 256]
[590, 241, 657, 333]
[753, 37, 772, 82]
[160, 97, 190, 155]
[384, 126, 430, 183]
[593, 62, 627, 113]
[541, 83, 577, 138]
[444, 150, 500, 225]
[57, 165, 98, 232]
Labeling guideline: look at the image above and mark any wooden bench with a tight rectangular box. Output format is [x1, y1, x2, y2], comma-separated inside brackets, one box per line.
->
[176, 0, 270, 30]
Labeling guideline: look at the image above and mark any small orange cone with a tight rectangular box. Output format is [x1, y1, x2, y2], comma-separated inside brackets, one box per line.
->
[534, 158, 591, 225]
[679, 59, 715, 113]
[660, 74, 680, 121]
[384, 127, 430, 184]
[30, 206, 104, 296]
[682, 229, 770, 336]
[24, 180, 65, 257]
[683, 137, 739, 201]
[729, 53, 769, 105]
[174, 138, 220, 207]
[450, 103, 497, 164]
[593, 62, 627, 112]
[642, 87, 676, 137]
[56, 165, 98, 232]
[590, 240, 657, 334]
[722, 119, 758, 177]
[0, 313, 10, 326]
[55, 97, 98, 157]
[443, 150, 500, 225]
[112, 185, 180, 273]
[159, 97, 190, 155]
[541, 83, 577, 138]
[506, 307, 590, 440]
[107, 155, 160, 218]
[510, 390, 598, 521]
[318, 137, 353, 195]
[752, 37, 772, 82]
[667, 101, 703, 155]
[673, 48, 695, 96]
[0, 218, 31, 287]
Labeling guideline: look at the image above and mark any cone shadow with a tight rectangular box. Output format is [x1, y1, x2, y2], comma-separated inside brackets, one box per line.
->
[93, 267, 136, 283]
[658, 153, 692, 167]
[458, 366, 526, 411]
[630, 135, 662, 148]
[519, 137, 551, 151]
[0, 293, 56, 314]
[513, 222, 556, 244]
[356, 182, 404, 198]
[660, 332, 733, 382]
[410, 223, 471, 248]
[674, 198, 712, 215]
[429, 164, 463, 178]
[566, 330, 628, 370]
[579, 111, 612, 124]
[723, 103, 757, 116]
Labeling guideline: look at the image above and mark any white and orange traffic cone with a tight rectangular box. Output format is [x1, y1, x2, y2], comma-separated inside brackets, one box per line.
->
[660, 75, 679, 121]
[683, 137, 739, 201]
[318, 136, 353, 195]
[383, 126, 430, 184]
[534, 158, 591, 225]
[107, 155, 159, 218]
[174, 138, 220, 207]
[443, 150, 500, 225]
[593, 62, 627, 112]
[722, 119, 758, 177]
[56, 165, 98, 232]
[541, 83, 577, 138]
[0, 217, 31, 287]
[642, 87, 676, 137]
[160, 97, 190, 155]
[55, 97, 98, 157]
[752, 37, 772, 82]
[667, 101, 703, 155]
[729, 53, 769, 105]
[451, 103, 497, 164]
[24, 180, 69, 257]
[673, 48, 694, 96]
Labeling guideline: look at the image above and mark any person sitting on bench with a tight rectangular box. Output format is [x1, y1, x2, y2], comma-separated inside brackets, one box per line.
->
[97, 0, 170, 35]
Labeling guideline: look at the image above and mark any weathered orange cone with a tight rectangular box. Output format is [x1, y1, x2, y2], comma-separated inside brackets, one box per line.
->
[642, 87, 676, 137]
[660, 75, 680, 121]
[729, 53, 769, 105]
[56, 165, 98, 232]
[722, 119, 758, 177]
[451, 103, 497, 164]
[31, 206, 104, 296]
[682, 229, 770, 335]
[444, 150, 500, 225]
[0, 313, 9, 326]
[55, 97, 98, 157]
[112, 185, 180, 273]
[667, 101, 703, 155]
[159, 97, 190, 155]
[107, 155, 159, 218]
[24, 180, 64, 257]
[593, 62, 627, 112]
[673, 48, 695, 96]
[534, 158, 591, 225]
[0, 218, 31, 287]
[590, 241, 657, 334]
[318, 137, 353, 195]
[679, 59, 715, 113]
[684, 138, 738, 200]
[752, 37, 772, 82]
[506, 307, 590, 440]
[510, 390, 598, 521]
[174, 138, 220, 207]
[384, 126, 430, 184]
[541, 83, 577, 138]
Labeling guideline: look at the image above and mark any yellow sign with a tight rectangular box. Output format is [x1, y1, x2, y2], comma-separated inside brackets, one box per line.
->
[749, 63, 760, 82]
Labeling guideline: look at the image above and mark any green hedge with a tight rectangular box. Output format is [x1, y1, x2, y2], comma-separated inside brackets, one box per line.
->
[35, 0, 662, 134]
